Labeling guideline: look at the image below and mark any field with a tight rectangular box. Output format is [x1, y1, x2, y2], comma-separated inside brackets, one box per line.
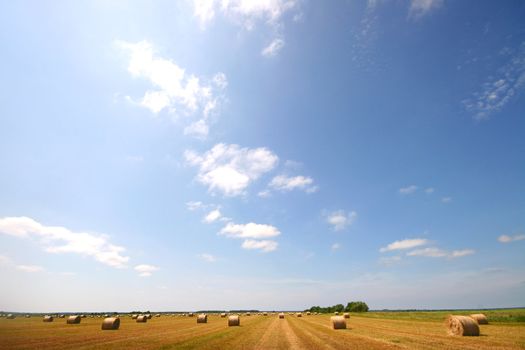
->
[1, 310, 524, 349]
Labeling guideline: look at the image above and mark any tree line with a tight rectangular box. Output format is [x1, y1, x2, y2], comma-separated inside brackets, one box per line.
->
[306, 301, 369, 313]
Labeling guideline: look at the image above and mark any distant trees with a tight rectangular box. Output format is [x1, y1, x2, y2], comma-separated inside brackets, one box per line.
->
[306, 301, 369, 313]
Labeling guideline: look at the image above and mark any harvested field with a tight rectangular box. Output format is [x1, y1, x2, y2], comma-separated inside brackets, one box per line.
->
[0, 311, 524, 349]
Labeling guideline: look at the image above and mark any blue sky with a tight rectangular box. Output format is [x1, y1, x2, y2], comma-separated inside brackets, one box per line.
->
[0, 0, 524, 312]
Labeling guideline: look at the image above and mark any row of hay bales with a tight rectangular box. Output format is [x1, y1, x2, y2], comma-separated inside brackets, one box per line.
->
[445, 313, 489, 336]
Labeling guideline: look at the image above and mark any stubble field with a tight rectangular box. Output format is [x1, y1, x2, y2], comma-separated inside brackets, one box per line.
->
[1, 310, 524, 350]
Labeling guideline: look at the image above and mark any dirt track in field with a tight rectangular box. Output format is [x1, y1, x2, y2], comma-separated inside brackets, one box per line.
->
[0, 314, 524, 349]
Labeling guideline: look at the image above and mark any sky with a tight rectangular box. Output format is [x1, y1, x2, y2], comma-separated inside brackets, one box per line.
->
[0, 0, 524, 312]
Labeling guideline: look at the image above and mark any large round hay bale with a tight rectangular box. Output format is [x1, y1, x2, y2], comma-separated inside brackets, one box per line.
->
[197, 314, 208, 323]
[6, 314, 15, 319]
[155, 314, 161, 318]
[343, 312, 350, 319]
[145, 314, 152, 319]
[306, 312, 311, 316]
[220, 313, 227, 318]
[469, 314, 488, 325]
[446, 315, 480, 336]
[188, 312, 194, 317]
[43, 315, 54, 322]
[296, 312, 302, 317]
[131, 314, 138, 320]
[246, 312, 251, 316]
[331, 316, 347, 330]
[263, 312, 268, 316]
[67, 315, 81, 324]
[101, 317, 120, 330]
[228, 315, 240, 326]
[279, 312, 285, 319]
[136, 315, 148, 323]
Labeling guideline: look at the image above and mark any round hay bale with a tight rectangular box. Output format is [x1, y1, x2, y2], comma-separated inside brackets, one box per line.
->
[136, 315, 148, 323]
[469, 314, 488, 325]
[6, 314, 15, 319]
[306, 312, 311, 316]
[246, 312, 251, 316]
[146, 314, 152, 319]
[59, 314, 65, 318]
[155, 314, 161, 317]
[220, 313, 227, 318]
[197, 314, 208, 323]
[334, 312, 339, 316]
[445, 315, 480, 336]
[330, 316, 347, 330]
[296, 312, 302, 317]
[101, 317, 120, 330]
[263, 312, 268, 316]
[228, 315, 240, 327]
[279, 312, 285, 319]
[67, 315, 81, 324]
[343, 312, 350, 319]
[81, 314, 86, 318]
[131, 314, 138, 319]
[188, 312, 194, 317]
[43, 315, 54, 322]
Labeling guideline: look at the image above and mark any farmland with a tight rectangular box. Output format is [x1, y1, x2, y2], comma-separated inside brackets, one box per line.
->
[1, 310, 524, 349]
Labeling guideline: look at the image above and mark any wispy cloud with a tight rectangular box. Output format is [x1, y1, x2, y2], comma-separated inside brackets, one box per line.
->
[408, 0, 444, 20]
[425, 187, 435, 194]
[331, 243, 341, 251]
[441, 197, 452, 203]
[241, 239, 278, 252]
[267, 174, 317, 194]
[219, 222, 280, 252]
[498, 234, 525, 243]
[134, 264, 159, 277]
[197, 253, 217, 262]
[463, 42, 525, 120]
[380, 238, 429, 252]
[16, 265, 44, 273]
[0, 216, 129, 268]
[407, 247, 474, 258]
[117, 40, 227, 138]
[326, 210, 357, 231]
[261, 38, 285, 57]
[186, 201, 205, 211]
[185, 143, 278, 196]
[399, 185, 418, 195]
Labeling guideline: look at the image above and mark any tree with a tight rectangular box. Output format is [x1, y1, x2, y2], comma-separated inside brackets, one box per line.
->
[345, 301, 369, 312]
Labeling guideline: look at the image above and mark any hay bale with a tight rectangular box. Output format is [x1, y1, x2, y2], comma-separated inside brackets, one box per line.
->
[188, 312, 194, 317]
[136, 315, 148, 323]
[331, 316, 347, 330]
[67, 315, 81, 324]
[81, 314, 86, 318]
[306, 312, 311, 316]
[197, 314, 208, 323]
[343, 312, 350, 319]
[146, 314, 152, 319]
[101, 317, 120, 330]
[296, 312, 302, 317]
[279, 312, 285, 319]
[155, 314, 161, 318]
[131, 314, 138, 319]
[334, 312, 339, 316]
[246, 312, 251, 316]
[263, 312, 268, 316]
[59, 314, 65, 318]
[228, 315, 240, 326]
[469, 314, 488, 325]
[445, 315, 480, 336]
[6, 314, 15, 319]
[43, 315, 54, 322]
[220, 313, 227, 318]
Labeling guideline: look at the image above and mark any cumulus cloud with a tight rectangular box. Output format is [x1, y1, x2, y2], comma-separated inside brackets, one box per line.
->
[197, 253, 217, 262]
[0, 216, 130, 269]
[498, 234, 525, 243]
[268, 174, 317, 193]
[16, 265, 44, 273]
[203, 209, 222, 223]
[408, 0, 444, 20]
[261, 38, 285, 57]
[399, 185, 418, 195]
[219, 222, 280, 252]
[241, 239, 278, 252]
[326, 210, 357, 231]
[134, 264, 159, 277]
[185, 143, 278, 196]
[379, 238, 429, 252]
[117, 40, 227, 138]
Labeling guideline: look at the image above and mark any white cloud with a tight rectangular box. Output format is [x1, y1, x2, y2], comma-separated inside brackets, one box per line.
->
[326, 210, 357, 231]
[257, 190, 272, 198]
[16, 265, 44, 273]
[134, 264, 159, 277]
[219, 222, 280, 239]
[0, 254, 11, 266]
[241, 239, 278, 252]
[0, 216, 130, 269]
[185, 143, 278, 196]
[407, 247, 474, 258]
[463, 42, 525, 120]
[197, 253, 217, 262]
[408, 0, 444, 20]
[498, 234, 525, 243]
[379, 255, 402, 266]
[186, 201, 205, 211]
[425, 187, 435, 194]
[268, 174, 317, 193]
[441, 197, 452, 203]
[379, 238, 429, 252]
[331, 243, 341, 251]
[203, 209, 222, 223]
[261, 38, 285, 57]
[193, 0, 299, 30]
[399, 185, 418, 194]
[117, 40, 226, 138]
